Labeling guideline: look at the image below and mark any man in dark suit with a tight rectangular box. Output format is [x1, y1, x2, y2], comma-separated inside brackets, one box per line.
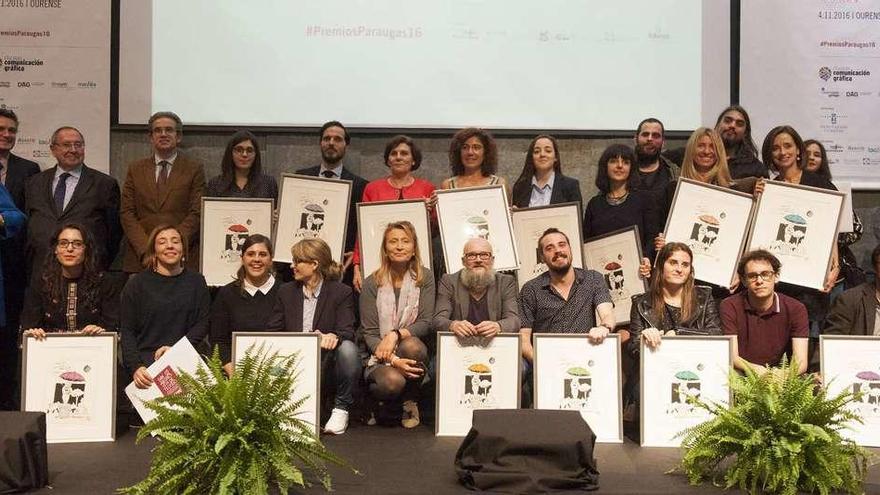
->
[120, 112, 204, 273]
[0, 109, 39, 409]
[824, 243, 880, 337]
[25, 126, 121, 277]
[295, 121, 368, 271]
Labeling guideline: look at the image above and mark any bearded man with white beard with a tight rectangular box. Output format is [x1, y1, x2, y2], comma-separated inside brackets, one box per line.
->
[432, 237, 520, 339]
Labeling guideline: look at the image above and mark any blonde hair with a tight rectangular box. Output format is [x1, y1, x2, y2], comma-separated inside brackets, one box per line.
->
[290, 238, 343, 282]
[144, 224, 188, 270]
[680, 127, 733, 188]
[373, 221, 425, 285]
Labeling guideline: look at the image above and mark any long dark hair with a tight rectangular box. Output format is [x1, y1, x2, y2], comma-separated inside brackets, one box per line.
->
[235, 234, 275, 291]
[649, 242, 697, 326]
[448, 127, 498, 177]
[217, 130, 262, 193]
[594, 143, 637, 193]
[761, 125, 807, 173]
[513, 135, 562, 193]
[804, 139, 832, 180]
[40, 223, 103, 309]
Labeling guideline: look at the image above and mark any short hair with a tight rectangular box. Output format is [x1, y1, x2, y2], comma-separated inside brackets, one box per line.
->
[217, 130, 263, 194]
[714, 104, 759, 157]
[319, 120, 350, 145]
[144, 224, 188, 270]
[291, 237, 343, 282]
[762, 125, 807, 173]
[448, 127, 498, 177]
[383, 135, 422, 171]
[736, 249, 782, 280]
[635, 117, 665, 137]
[235, 234, 275, 286]
[594, 143, 637, 193]
[537, 227, 570, 253]
[803, 139, 832, 181]
[50, 126, 84, 146]
[871, 243, 880, 267]
[680, 127, 732, 187]
[148, 111, 183, 132]
[0, 108, 19, 126]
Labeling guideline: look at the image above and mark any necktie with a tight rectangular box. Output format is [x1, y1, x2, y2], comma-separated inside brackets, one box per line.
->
[321, 170, 335, 179]
[54, 172, 71, 212]
[157, 161, 169, 190]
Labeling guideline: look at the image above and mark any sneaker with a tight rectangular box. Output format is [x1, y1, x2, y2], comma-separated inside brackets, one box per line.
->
[401, 400, 420, 429]
[323, 408, 349, 435]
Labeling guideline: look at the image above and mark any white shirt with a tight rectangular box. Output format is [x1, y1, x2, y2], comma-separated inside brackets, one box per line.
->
[302, 279, 324, 333]
[154, 152, 178, 181]
[242, 274, 276, 297]
[52, 164, 83, 210]
[529, 171, 555, 207]
[319, 163, 343, 179]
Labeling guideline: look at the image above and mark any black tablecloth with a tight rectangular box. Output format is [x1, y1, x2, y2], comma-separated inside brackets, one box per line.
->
[455, 409, 599, 493]
[0, 411, 48, 493]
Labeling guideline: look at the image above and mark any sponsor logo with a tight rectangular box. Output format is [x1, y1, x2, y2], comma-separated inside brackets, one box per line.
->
[820, 87, 841, 97]
[819, 66, 832, 81]
[867, 147, 880, 154]
[828, 144, 845, 153]
[848, 145, 866, 152]
[819, 65, 872, 83]
[50, 81, 67, 88]
[0, 81, 8, 88]
[76, 81, 96, 88]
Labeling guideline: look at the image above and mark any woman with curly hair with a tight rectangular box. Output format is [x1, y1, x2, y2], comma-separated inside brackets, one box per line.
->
[21, 223, 120, 339]
[440, 127, 507, 192]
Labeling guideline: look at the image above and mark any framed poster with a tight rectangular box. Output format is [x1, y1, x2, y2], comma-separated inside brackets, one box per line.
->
[200, 197, 274, 286]
[533, 333, 623, 443]
[511, 202, 583, 289]
[436, 185, 518, 273]
[357, 199, 432, 278]
[640, 335, 733, 447]
[746, 181, 845, 290]
[583, 226, 647, 327]
[435, 332, 520, 436]
[233, 332, 321, 435]
[22, 334, 117, 443]
[275, 174, 352, 264]
[821, 335, 880, 447]
[124, 336, 209, 425]
[663, 178, 754, 288]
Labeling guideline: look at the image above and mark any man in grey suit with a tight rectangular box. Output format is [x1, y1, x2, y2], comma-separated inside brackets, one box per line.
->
[433, 237, 520, 338]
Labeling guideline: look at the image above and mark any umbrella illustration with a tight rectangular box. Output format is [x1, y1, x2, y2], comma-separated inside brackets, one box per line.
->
[304, 204, 324, 214]
[856, 371, 880, 381]
[567, 366, 591, 377]
[675, 370, 699, 381]
[227, 224, 249, 233]
[784, 214, 807, 225]
[60, 371, 85, 382]
[698, 214, 720, 226]
[468, 363, 491, 373]
[604, 261, 621, 271]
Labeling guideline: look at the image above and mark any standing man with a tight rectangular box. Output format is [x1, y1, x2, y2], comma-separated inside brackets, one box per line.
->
[0, 109, 39, 409]
[632, 117, 679, 205]
[824, 243, 880, 336]
[296, 121, 367, 270]
[120, 112, 204, 273]
[519, 228, 615, 364]
[720, 250, 808, 375]
[713, 105, 769, 179]
[25, 127, 121, 275]
[433, 238, 520, 338]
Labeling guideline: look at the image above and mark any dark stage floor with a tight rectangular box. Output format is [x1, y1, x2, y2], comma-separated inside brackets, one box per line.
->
[32, 421, 880, 495]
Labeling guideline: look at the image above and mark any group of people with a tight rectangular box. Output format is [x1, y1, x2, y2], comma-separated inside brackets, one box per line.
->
[0, 104, 875, 437]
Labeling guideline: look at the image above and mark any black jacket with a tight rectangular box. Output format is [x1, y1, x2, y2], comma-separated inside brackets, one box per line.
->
[266, 280, 356, 342]
[626, 285, 722, 357]
[511, 173, 583, 208]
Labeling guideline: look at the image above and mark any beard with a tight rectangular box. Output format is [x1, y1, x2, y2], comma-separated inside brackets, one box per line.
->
[460, 265, 495, 292]
[546, 253, 572, 276]
[635, 143, 661, 167]
[321, 147, 344, 165]
[720, 131, 741, 150]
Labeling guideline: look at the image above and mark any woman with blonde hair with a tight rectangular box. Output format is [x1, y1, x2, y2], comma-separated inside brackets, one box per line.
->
[359, 221, 435, 428]
[121, 224, 210, 390]
[266, 237, 359, 435]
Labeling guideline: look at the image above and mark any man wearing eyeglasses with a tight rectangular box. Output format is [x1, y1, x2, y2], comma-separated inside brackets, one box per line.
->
[120, 111, 205, 273]
[433, 237, 520, 339]
[824, 243, 880, 337]
[720, 249, 808, 375]
[25, 127, 121, 280]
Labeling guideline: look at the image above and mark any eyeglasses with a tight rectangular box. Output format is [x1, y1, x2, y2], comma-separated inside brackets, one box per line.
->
[53, 142, 84, 150]
[233, 146, 256, 155]
[464, 252, 492, 261]
[57, 239, 85, 250]
[745, 270, 775, 282]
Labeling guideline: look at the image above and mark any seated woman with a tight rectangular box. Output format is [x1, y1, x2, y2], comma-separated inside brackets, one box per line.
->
[122, 225, 211, 389]
[210, 234, 281, 376]
[21, 223, 119, 339]
[353, 135, 436, 291]
[583, 144, 660, 260]
[360, 221, 435, 428]
[205, 130, 278, 199]
[440, 127, 508, 192]
[511, 135, 582, 208]
[265, 238, 360, 435]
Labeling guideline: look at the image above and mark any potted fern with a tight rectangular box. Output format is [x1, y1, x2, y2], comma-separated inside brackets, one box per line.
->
[120, 345, 352, 494]
[677, 358, 871, 495]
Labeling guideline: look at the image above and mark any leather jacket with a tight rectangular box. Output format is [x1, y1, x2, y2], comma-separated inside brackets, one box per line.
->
[626, 285, 722, 357]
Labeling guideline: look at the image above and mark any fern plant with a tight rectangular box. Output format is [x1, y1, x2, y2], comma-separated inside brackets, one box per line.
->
[119, 345, 352, 494]
[676, 357, 871, 495]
